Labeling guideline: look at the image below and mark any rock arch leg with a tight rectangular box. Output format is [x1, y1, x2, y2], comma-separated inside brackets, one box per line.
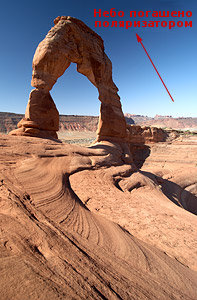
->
[13, 89, 59, 139]
[9, 16, 127, 143]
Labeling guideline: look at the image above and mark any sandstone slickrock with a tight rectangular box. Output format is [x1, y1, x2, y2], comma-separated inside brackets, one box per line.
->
[9, 16, 127, 142]
[70, 136, 197, 271]
[0, 134, 197, 299]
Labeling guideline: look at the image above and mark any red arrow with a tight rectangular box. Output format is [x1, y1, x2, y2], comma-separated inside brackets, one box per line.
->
[136, 34, 174, 102]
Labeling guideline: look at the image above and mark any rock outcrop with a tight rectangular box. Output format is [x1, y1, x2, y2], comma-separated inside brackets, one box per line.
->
[9, 16, 127, 141]
[127, 125, 168, 144]
[11, 89, 59, 139]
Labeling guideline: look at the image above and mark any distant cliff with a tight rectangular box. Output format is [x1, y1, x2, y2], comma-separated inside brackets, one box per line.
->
[0, 112, 196, 134]
[59, 115, 99, 132]
[0, 112, 100, 134]
[125, 114, 197, 131]
[0, 112, 24, 133]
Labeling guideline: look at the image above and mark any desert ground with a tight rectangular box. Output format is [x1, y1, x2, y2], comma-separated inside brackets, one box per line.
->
[58, 131, 97, 146]
[0, 130, 197, 300]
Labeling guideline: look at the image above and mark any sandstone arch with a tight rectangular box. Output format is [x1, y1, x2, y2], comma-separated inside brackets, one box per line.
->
[10, 16, 127, 142]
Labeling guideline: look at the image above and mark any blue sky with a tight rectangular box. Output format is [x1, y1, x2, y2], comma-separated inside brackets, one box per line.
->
[0, 0, 196, 117]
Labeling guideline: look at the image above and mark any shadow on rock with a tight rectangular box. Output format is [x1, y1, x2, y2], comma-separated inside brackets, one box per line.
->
[141, 170, 197, 216]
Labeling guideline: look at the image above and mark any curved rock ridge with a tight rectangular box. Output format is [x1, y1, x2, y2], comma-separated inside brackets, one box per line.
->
[9, 16, 127, 142]
[0, 134, 197, 299]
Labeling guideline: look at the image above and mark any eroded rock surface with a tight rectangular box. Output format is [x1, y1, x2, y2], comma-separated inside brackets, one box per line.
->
[9, 16, 127, 141]
[0, 134, 197, 299]
[10, 89, 59, 139]
[127, 125, 168, 144]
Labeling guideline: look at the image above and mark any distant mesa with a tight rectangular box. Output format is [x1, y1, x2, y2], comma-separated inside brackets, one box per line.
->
[9, 16, 127, 143]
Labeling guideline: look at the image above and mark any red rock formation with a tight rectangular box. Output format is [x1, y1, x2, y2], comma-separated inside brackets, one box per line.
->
[127, 124, 168, 144]
[9, 16, 127, 141]
[10, 89, 59, 139]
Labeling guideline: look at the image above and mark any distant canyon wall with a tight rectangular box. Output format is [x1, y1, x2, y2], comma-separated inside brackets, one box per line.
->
[1, 112, 197, 134]
[0, 113, 134, 134]
[0, 113, 99, 134]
